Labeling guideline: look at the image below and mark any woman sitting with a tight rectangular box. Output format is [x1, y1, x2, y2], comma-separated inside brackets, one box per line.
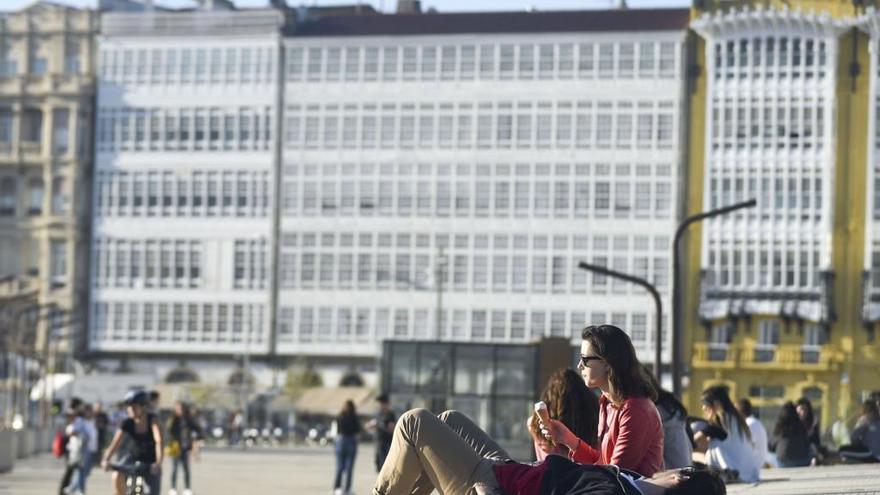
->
[644, 366, 693, 470]
[533, 325, 664, 477]
[373, 408, 726, 495]
[771, 402, 811, 467]
[839, 400, 880, 463]
[693, 386, 759, 483]
[529, 368, 599, 462]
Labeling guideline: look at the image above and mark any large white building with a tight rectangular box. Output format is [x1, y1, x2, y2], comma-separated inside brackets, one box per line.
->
[277, 8, 690, 382]
[87, 4, 692, 388]
[89, 6, 284, 383]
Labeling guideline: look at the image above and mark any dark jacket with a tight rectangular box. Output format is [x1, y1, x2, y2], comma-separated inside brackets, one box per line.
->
[168, 415, 202, 451]
[337, 412, 362, 437]
[774, 427, 811, 464]
[540, 456, 641, 495]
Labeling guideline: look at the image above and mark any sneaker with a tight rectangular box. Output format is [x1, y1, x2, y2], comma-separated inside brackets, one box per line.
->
[183, 490, 193, 495]
[333, 489, 343, 495]
[169, 490, 178, 495]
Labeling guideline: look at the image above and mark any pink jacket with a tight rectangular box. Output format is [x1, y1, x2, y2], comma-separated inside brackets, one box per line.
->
[570, 395, 664, 476]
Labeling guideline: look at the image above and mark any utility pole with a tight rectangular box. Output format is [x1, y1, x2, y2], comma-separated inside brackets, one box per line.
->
[434, 247, 446, 341]
[241, 318, 252, 445]
[671, 198, 756, 397]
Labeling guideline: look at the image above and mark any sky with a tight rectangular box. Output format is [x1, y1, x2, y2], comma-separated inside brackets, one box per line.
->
[4, 0, 691, 13]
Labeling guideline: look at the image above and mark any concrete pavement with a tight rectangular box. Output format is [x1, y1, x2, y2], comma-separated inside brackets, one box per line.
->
[2, 445, 879, 495]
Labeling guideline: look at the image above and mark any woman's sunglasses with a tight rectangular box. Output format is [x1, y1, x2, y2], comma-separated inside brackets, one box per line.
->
[579, 355, 603, 367]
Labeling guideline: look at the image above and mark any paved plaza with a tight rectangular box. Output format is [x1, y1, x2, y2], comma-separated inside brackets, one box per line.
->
[2, 445, 879, 495]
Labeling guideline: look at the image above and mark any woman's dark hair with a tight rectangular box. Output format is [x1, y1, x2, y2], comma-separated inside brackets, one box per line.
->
[175, 401, 191, 417]
[642, 364, 688, 420]
[737, 398, 753, 418]
[701, 385, 751, 442]
[773, 401, 805, 438]
[340, 399, 356, 418]
[862, 400, 880, 422]
[529, 368, 599, 448]
[581, 325, 657, 406]
[665, 466, 727, 495]
[795, 398, 816, 428]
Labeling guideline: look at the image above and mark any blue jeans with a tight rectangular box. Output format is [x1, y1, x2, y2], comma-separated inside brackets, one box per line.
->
[66, 450, 93, 493]
[171, 452, 191, 489]
[333, 435, 358, 491]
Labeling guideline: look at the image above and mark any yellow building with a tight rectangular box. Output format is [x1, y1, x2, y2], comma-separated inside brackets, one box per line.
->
[684, 0, 880, 435]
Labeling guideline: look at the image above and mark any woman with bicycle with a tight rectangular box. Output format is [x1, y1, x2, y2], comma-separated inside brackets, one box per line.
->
[100, 390, 164, 495]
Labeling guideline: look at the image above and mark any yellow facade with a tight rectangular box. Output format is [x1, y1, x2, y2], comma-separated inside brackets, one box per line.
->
[685, 0, 880, 433]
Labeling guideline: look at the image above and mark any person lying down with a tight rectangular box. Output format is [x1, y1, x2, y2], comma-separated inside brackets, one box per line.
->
[373, 409, 726, 495]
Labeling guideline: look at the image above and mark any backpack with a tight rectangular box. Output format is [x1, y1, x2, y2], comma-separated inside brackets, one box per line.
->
[52, 429, 67, 458]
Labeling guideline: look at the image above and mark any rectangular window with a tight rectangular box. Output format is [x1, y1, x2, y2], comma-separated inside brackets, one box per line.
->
[52, 109, 70, 154]
[479, 45, 495, 78]
[50, 240, 67, 285]
[619, 43, 634, 78]
[421, 46, 436, 80]
[489, 45, 510, 79]
[659, 42, 676, 78]
[598, 43, 614, 78]
[578, 43, 594, 77]
[383, 47, 398, 80]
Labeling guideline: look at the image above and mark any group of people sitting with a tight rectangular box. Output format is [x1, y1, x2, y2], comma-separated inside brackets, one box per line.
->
[371, 324, 731, 495]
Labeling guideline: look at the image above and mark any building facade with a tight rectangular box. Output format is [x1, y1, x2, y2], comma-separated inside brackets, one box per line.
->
[89, 5, 285, 385]
[278, 9, 691, 382]
[685, 0, 880, 431]
[0, 2, 97, 363]
[83, 5, 693, 389]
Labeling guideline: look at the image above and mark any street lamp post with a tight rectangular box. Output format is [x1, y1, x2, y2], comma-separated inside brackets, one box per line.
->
[434, 247, 446, 341]
[671, 198, 757, 397]
[577, 261, 664, 378]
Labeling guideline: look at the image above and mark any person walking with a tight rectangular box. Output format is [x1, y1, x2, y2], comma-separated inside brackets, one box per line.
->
[333, 400, 362, 495]
[536, 324, 664, 477]
[75, 405, 99, 494]
[737, 398, 769, 469]
[369, 394, 396, 473]
[58, 404, 82, 495]
[167, 401, 203, 495]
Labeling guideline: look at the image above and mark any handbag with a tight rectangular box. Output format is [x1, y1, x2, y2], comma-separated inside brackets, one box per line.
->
[165, 439, 182, 458]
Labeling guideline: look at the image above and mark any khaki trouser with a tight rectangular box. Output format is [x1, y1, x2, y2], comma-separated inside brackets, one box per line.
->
[373, 409, 513, 495]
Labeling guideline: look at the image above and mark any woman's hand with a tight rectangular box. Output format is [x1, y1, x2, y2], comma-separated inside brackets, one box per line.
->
[541, 418, 579, 452]
[100, 459, 110, 471]
[150, 462, 161, 475]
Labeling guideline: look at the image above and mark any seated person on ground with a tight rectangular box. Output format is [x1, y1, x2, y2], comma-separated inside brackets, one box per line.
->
[534, 325, 663, 477]
[373, 408, 726, 495]
[693, 386, 760, 483]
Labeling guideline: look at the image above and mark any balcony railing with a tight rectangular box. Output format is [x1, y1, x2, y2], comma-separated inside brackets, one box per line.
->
[693, 342, 840, 371]
[753, 344, 775, 363]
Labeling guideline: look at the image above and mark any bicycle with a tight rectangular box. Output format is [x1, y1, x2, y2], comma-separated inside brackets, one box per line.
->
[109, 462, 154, 495]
